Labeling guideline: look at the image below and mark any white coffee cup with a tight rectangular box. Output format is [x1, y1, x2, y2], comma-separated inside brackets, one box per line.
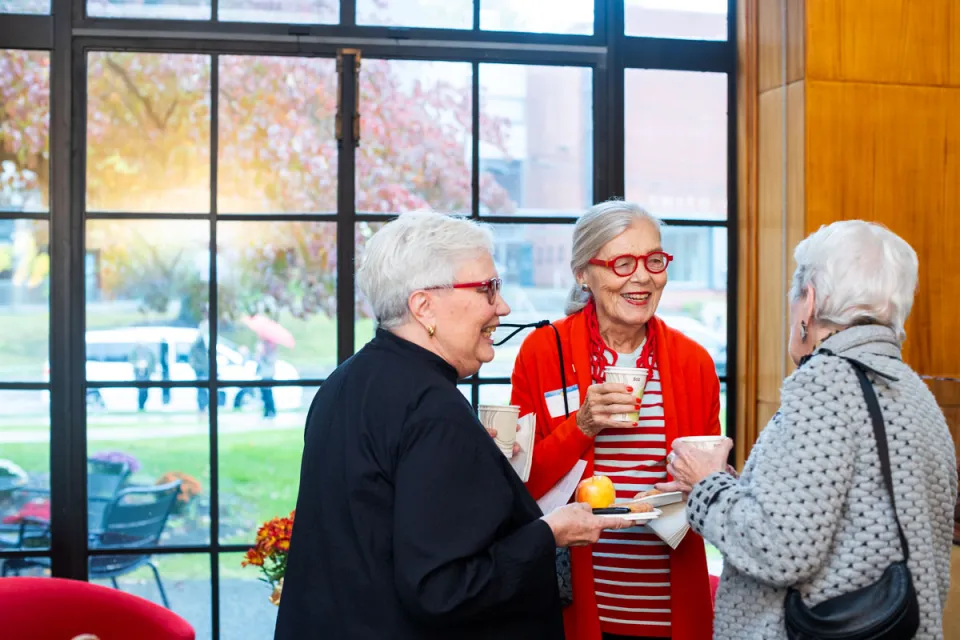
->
[478, 404, 521, 456]
[603, 366, 649, 422]
[672, 435, 727, 451]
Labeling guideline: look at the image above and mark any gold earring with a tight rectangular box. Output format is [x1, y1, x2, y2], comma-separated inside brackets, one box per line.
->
[427, 325, 436, 337]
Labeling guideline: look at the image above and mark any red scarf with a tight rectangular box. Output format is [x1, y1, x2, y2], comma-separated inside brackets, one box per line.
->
[584, 299, 658, 383]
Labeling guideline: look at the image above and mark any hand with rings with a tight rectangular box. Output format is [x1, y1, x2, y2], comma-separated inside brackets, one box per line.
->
[656, 438, 733, 495]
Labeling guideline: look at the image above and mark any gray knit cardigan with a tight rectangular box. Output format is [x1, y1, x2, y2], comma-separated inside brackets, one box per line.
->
[688, 325, 957, 639]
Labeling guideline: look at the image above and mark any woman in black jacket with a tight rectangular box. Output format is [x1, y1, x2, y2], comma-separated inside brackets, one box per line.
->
[275, 212, 627, 640]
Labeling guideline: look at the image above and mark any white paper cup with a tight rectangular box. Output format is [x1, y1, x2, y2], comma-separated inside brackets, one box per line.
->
[672, 435, 727, 451]
[604, 366, 649, 422]
[478, 404, 521, 455]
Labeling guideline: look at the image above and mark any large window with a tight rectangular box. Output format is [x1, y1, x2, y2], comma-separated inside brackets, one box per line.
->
[0, 1, 735, 637]
[0, 49, 52, 582]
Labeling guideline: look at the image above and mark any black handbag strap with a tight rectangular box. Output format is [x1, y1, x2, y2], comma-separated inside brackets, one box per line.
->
[837, 355, 911, 563]
[495, 320, 572, 419]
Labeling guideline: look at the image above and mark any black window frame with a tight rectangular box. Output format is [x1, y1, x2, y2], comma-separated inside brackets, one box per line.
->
[0, 1, 737, 637]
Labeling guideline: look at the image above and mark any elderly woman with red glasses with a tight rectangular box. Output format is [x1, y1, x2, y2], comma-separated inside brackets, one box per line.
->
[511, 200, 722, 640]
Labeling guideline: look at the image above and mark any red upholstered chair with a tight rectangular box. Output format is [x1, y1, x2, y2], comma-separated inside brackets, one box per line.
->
[0, 577, 194, 640]
[709, 574, 720, 606]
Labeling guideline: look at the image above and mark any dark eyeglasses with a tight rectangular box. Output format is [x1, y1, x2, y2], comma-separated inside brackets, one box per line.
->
[588, 251, 673, 277]
[424, 277, 502, 305]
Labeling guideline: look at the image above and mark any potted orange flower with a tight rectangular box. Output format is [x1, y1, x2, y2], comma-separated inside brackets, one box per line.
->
[241, 510, 295, 605]
[157, 471, 203, 515]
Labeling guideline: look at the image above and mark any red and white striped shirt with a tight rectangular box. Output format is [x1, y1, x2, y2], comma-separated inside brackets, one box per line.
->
[592, 347, 670, 637]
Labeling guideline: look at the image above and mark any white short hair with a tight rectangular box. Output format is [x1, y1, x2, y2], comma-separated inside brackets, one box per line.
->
[565, 200, 662, 315]
[357, 213, 494, 329]
[789, 220, 919, 342]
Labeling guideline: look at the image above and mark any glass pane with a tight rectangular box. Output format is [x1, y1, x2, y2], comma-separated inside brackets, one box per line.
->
[219, 0, 337, 23]
[0, 0, 48, 14]
[357, 60, 473, 215]
[87, 0, 211, 19]
[478, 383, 511, 406]
[0, 556, 49, 576]
[86, 397, 211, 546]
[218, 57, 338, 214]
[87, 53, 211, 214]
[625, 0, 728, 41]
[480, 0, 593, 34]
[217, 221, 337, 381]
[625, 69, 727, 221]
[354, 221, 382, 352]
[0, 50, 49, 213]
[357, 0, 471, 29]
[85, 220, 210, 383]
[479, 64, 593, 216]
[0, 391, 50, 553]
[89, 553, 210, 638]
[719, 381, 727, 436]
[221, 552, 282, 638]
[0, 219, 49, 381]
[483, 223, 574, 379]
[660, 226, 727, 378]
[218, 385, 314, 544]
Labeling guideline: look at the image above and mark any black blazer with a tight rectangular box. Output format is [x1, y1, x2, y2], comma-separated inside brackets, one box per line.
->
[275, 330, 563, 640]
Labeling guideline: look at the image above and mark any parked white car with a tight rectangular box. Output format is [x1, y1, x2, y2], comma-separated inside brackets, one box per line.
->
[45, 326, 303, 413]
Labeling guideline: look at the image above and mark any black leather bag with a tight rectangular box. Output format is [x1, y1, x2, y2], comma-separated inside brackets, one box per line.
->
[784, 356, 920, 640]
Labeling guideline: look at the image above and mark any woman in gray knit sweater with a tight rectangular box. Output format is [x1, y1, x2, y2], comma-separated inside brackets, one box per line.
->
[660, 220, 957, 639]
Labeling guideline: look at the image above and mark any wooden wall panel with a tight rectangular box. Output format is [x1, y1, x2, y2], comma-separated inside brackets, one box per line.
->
[806, 0, 959, 86]
[757, 88, 787, 404]
[758, 0, 785, 92]
[783, 80, 806, 376]
[786, 0, 805, 83]
[927, 379, 960, 464]
[805, 80, 960, 378]
[756, 401, 780, 434]
[736, 0, 760, 458]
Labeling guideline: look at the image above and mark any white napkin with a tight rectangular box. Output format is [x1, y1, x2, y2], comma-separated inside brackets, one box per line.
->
[508, 413, 536, 482]
[645, 501, 689, 549]
[536, 459, 588, 514]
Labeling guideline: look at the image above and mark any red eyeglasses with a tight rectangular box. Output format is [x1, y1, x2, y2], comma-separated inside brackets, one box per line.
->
[588, 251, 673, 277]
[424, 277, 502, 304]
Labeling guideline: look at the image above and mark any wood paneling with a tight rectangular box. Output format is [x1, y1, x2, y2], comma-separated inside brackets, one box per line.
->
[756, 401, 780, 434]
[758, 0, 785, 92]
[806, 0, 960, 86]
[945, 548, 960, 640]
[805, 80, 960, 378]
[786, 0, 805, 83]
[736, 0, 761, 467]
[757, 88, 786, 404]
[784, 80, 806, 376]
[927, 378, 960, 464]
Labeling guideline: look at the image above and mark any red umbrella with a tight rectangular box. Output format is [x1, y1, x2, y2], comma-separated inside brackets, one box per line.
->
[242, 315, 296, 348]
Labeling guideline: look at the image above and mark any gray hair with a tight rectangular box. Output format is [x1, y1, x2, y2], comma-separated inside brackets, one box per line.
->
[789, 220, 919, 342]
[356, 212, 494, 329]
[565, 200, 662, 315]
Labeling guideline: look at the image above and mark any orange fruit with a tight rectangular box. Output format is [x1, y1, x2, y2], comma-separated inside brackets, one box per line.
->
[575, 475, 616, 509]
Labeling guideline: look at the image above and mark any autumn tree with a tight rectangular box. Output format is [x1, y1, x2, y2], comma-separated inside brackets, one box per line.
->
[0, 40, 513, 325]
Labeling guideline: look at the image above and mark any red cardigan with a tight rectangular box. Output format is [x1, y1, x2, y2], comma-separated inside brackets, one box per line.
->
[510, 311, 720, 640]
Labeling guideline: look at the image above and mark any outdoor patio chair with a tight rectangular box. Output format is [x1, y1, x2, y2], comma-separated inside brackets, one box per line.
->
[2, 479, 182, 609]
